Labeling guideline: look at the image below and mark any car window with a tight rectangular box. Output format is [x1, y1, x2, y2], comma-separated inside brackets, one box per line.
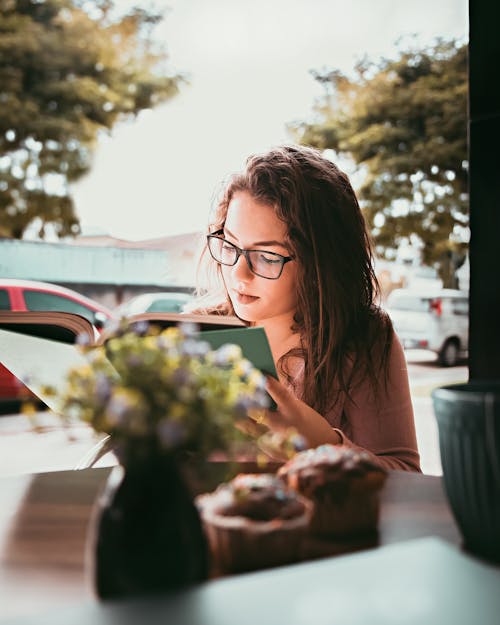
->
[387, 293, 430, 312]
[451, 298, 469, 316]
[147, 299, 187, 313]
[0, 289, 11, 310]
[23, 290, 95, 323]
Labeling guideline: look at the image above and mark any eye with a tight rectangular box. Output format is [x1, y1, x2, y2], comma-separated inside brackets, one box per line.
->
[258, 252, 282, 264]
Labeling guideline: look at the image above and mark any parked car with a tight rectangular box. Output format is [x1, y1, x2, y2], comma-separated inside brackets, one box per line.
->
[0, 279, 116, 404]
[384, 288, 469, 367]
[114, 291, 194, 317]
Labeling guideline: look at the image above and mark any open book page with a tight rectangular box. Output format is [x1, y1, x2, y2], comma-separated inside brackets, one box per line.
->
[0, 329, 93, 414]
[0, 311, 97, 344]
[117, 312, 245, 332]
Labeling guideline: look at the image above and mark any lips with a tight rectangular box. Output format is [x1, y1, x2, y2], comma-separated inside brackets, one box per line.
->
[235, 291, 259, 305]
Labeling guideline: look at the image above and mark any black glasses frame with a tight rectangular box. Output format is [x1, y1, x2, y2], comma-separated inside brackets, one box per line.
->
[206, 229, 294, 280]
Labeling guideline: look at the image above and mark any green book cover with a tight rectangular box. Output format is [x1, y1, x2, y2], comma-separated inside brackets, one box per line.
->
[200, 326, 277, 378]
[123, 313, 277, 378]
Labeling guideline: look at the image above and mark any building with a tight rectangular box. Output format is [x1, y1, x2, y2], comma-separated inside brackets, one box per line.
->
[0, 232, 204, 307]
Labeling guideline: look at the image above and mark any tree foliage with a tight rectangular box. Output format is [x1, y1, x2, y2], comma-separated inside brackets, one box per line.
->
[0, 0, 182, 239]
[290, 39, 468, 287]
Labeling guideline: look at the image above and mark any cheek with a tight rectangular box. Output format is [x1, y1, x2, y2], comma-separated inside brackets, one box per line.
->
[281, 264, 299, 295]
[272, 271, 298, 307]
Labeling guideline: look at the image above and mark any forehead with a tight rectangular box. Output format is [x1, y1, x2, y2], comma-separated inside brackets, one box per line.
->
[225, 191, 287, 243]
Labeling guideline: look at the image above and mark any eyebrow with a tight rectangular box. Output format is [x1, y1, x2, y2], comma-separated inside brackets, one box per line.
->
[223, 227, 287, 248]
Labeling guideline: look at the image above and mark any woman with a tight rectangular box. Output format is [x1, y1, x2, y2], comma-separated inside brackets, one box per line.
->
[201, 144, 420, 472]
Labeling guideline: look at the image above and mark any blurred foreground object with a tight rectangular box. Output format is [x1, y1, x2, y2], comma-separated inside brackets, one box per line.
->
[432, 383, 500, 563]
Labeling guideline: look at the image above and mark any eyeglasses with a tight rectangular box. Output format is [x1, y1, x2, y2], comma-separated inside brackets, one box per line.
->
[206, 230, 294, 280]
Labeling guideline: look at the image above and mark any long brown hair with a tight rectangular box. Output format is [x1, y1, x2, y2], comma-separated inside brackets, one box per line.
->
[203, 144, 392, 415]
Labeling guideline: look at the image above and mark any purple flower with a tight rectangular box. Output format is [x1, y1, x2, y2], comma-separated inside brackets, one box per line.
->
[233, 397, 252, 418]
[106, 390, 142, 424]
[156, 336, 172, 350]
[95, 373, 111, 403]
[250, 389, 271, 409]
[131, 320, 149, 336]
[106, 395, 128, 424]
[255, 375, 267, 391]
[214, 344, 241, 366]
[180, 338, 210, 358]
[172, 367, 191, 386]
[291, 433, 308, 452]
[76, 333, 92, 346]
[178, 321, 199, 337]
[126, 354, 142, 368]
[157, 419, 187, 449]
[238, 359, 254, 377]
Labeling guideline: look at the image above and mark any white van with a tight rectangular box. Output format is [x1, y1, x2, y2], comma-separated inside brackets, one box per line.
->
[384, 288, 469, 366]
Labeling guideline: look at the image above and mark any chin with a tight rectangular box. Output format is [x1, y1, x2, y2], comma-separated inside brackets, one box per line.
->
[231, 302, 259, 323]
[233, 309, 256, 323]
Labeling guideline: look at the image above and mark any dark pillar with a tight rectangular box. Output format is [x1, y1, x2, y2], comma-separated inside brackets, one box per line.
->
[468, 0, 500, 380]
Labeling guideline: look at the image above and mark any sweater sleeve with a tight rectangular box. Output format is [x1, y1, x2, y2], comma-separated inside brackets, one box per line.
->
[334, 332, 421, 472]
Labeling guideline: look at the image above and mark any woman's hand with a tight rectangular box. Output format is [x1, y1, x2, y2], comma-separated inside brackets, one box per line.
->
[254, 375, 342, 448]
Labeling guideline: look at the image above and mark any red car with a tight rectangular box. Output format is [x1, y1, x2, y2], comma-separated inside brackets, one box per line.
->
[0, 279, 116, 404]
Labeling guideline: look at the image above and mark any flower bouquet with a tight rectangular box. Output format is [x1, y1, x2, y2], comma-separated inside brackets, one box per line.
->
[57, 320, 270, 466]
[50, 319, 272, 598]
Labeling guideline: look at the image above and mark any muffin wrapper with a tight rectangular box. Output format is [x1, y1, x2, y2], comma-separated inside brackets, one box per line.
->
[309, 489, 381, 536]
[199, 501, 313, 574]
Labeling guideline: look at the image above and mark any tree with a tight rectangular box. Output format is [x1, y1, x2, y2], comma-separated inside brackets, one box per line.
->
[290, 39, 468, 288]
[0, 0, 182, 239]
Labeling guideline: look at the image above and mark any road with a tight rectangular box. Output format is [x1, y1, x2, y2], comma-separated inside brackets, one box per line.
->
[0, 349, 467, 478]
[405, 350, 467, 476]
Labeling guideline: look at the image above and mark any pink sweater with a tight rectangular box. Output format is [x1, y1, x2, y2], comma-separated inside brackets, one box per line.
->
[287, 331, 421, 472]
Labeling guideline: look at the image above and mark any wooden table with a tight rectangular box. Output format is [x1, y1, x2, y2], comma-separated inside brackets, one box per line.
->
[0, 466, 462, 620]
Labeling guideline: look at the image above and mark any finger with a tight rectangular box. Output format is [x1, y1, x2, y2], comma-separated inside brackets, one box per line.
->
[235, 416, 269, 438]
[261, 409, 291, 432]
[265, 375, 295, 405]
[248, 407, 268, 424]
[256, 437, 291, 462]
[266, 376, 297, 412]
[247, 407, 282, 430]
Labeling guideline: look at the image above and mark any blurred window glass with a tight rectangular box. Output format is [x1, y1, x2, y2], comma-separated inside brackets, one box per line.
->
[0, 290, 11, 310]
[451, 298, 469, 316]
[23, 290, 94, 323]
[147, 298, 187, 313]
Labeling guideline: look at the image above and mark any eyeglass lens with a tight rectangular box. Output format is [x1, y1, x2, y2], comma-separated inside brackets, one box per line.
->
[208, 237, 286, 279]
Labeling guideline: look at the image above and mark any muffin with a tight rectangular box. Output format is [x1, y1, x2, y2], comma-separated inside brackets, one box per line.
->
[196, 473, 313, 574]
[278, 444, 387, 537]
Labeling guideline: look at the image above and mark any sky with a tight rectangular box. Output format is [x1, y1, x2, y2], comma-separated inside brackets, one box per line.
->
[70, 0, 468, 241]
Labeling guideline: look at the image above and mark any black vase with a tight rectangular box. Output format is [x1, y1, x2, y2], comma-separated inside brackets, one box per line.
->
[432, 381, 500, 563]
[90, 452, 210, 599]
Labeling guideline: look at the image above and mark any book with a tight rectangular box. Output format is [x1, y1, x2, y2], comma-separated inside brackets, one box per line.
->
[0, 310, 97, 344]
[0, 311, 98, 407]
[105, 311, 277, 377]
[0, 311, 277, 414]
[124, 311, 247, 332]
[120, 312, 276, 378]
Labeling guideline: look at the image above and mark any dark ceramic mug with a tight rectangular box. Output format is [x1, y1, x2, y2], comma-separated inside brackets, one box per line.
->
[432, 382, 500, 562]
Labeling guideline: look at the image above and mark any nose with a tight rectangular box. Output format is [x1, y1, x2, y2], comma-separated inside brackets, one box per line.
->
[231, 251, 253, 281]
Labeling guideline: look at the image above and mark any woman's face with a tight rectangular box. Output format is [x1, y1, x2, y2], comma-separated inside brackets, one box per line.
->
[220, 190, 298, 325]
